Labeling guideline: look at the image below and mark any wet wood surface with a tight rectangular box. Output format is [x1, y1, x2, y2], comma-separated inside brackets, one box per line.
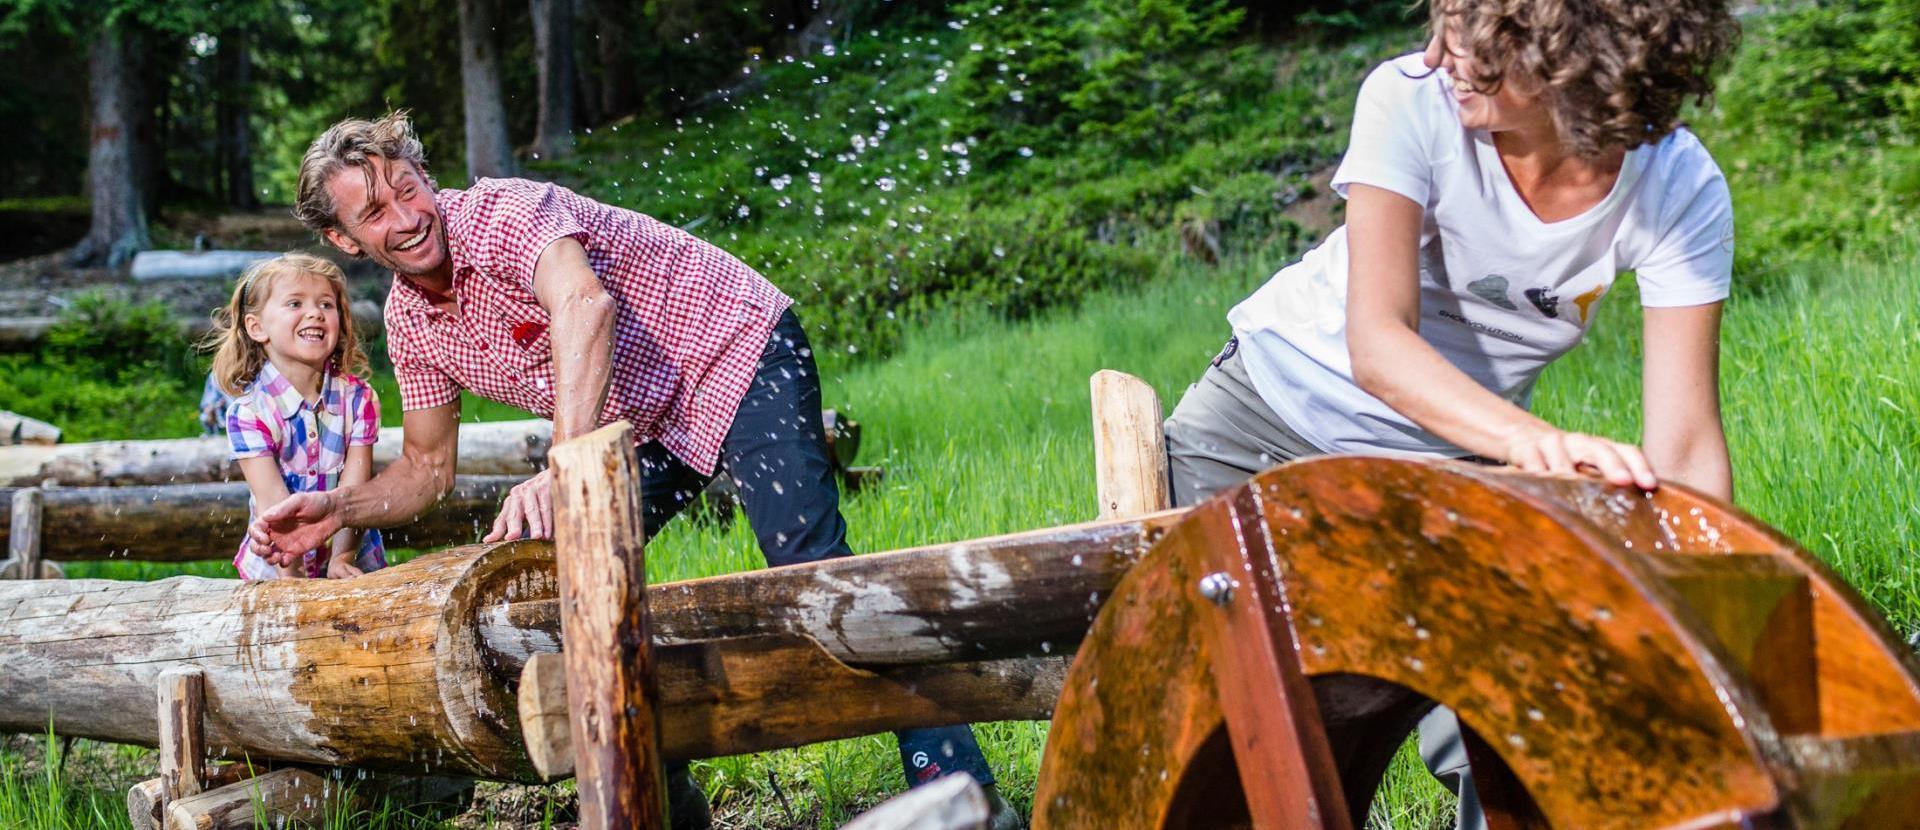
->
[3, 487, 39, 579]
[1090, 370, 1169, 520]
[157, 668, 207, 805]
[549, 421, 665, 830]
[0, 475, 517, 562]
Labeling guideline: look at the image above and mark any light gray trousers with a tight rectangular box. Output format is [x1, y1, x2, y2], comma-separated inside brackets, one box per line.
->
[1163, 338, 1486, 830]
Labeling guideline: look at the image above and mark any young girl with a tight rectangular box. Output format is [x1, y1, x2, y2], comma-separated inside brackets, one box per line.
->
[207, 253, 385, 580]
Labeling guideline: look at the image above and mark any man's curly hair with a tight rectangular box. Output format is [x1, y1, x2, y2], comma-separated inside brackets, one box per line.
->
[1429, 0, 1741, 158]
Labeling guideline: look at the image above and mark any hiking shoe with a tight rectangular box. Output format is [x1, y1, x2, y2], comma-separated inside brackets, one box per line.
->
[667, 766, 712, 830]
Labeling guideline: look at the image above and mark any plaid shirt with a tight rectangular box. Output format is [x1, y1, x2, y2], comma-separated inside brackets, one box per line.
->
[227, 360, 386, 579]
[384, 178, 791, 475]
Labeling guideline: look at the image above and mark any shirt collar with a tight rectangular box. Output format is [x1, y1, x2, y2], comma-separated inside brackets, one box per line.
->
[256, 360, 336, 420]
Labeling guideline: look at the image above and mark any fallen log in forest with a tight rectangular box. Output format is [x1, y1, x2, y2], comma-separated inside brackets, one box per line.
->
[0, 418, 552, 487]
[0, 511, 1175, 779]
[0, 475, 517, 562]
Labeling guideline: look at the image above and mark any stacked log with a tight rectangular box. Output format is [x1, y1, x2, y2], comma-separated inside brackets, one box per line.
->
[0, 475, 517, 562]
[0, 419, 552, 488]
[0, 509, 1180, 779]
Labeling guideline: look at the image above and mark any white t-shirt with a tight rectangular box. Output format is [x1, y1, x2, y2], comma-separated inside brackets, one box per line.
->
[1228, 53, 1735, 456]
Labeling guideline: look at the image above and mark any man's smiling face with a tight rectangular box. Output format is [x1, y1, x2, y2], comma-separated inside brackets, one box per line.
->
[321, 154, 449, 278]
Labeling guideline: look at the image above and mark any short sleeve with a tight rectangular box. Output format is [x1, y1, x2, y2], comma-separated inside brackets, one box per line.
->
[345, 378, 381, 446]
[458, 179, 591, 291]
[384, 322, 461, 411]
[226, 397, 279, 460]
[1634, 175, 1735, 308]
[1331, 58, 1436, 207]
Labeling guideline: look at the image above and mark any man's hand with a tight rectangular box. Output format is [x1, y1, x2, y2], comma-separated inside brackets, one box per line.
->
[485, 468, 555, 542]
[249, 492, 345, 566]
[1504, 429, 1659, 490]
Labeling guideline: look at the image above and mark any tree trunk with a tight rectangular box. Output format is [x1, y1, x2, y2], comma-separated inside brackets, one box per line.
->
[571, 0, 601, 126]
[70, 24, 152, 270]
[215, 28, 257, 210]
[530, 0, 576, 160]
[592, 0, 635, 118]
[458, 0, 516, 180]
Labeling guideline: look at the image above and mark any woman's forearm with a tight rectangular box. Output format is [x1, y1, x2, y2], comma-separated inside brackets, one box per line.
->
[1350, 322, 1553, 460]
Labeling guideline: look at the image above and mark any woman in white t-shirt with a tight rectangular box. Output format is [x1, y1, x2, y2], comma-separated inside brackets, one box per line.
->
[1162, 1, 1740, 826]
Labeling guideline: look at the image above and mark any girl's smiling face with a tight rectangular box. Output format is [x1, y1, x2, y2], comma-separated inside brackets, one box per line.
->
[244, 271, 342, 373]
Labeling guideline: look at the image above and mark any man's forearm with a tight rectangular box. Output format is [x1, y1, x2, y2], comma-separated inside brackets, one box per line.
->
[332, 453, 453, 528]
[549, 296, 616, 442]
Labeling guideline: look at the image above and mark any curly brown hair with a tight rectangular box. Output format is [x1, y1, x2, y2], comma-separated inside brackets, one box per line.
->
[1429, 0, 1741, 158]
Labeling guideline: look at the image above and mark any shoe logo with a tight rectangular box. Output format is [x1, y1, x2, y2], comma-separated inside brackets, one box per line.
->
[910, 751, 930, 768]
[1467, 276, 1518, 311]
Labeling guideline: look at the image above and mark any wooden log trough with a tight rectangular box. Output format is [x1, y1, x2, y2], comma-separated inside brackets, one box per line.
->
[5, 372, 1920, 828]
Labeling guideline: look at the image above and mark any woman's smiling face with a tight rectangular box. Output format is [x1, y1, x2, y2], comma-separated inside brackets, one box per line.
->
[1422, 13, 1554, 137]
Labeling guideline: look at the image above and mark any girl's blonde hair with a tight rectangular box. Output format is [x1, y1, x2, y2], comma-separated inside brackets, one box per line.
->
[204, 253, 370, 396]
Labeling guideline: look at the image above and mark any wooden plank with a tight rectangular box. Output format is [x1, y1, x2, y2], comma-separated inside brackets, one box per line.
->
[840, 772, 988, 830]
[1090, 370, 1169, 520]
[1197, 487, 1350, 829]
[549, 421, 665, 830]
[157, 668, 207, 805]
[1641, 554, 1820, 734]
[517, 652, 572, 781]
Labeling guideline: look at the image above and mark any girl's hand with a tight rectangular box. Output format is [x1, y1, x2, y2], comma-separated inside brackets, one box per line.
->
[250, 492, 344, 566]
[326, 555, 365, 579]
[275, 558, 307, 580]
[1504, 429, 1659, 490]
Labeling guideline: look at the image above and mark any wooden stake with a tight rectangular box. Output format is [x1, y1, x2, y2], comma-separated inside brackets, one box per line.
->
[4, 488, 40, 579]
[518, 651, 573, 780]
[156, 668, 206, 807]
[549, 421, 665, 830]
[1090, 370, 1170, 520]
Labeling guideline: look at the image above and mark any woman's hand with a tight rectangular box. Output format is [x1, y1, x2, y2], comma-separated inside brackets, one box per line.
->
[1504, 429, 1658, 490]
[485, 468, 555, 542]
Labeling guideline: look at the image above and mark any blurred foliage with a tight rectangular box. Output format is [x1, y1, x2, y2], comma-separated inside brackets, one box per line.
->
[1702, 0, 1920, 294]
[0, 294, 201, 440]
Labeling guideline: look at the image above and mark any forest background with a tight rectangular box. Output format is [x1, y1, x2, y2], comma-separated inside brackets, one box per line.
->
[0, 0, 1917, 827]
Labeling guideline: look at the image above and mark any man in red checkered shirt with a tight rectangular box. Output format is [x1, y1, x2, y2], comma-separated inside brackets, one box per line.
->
[248, 112, 1013, 829]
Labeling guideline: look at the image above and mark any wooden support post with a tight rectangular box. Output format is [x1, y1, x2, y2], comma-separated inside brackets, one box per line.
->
[156, 668, 206, 810]
[549, 421, 665, 830]
[1090, 370, 1170, 520]
[4, 487, 40, 579]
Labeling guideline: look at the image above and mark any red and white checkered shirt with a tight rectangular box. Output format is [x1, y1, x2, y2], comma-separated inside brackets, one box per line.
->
[383, 178, 791, 474]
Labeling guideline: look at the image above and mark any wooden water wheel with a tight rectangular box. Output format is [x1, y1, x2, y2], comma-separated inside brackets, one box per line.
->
[1033, 456, 1920, 830]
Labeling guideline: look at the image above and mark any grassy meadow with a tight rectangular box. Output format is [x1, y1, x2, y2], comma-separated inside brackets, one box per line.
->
[6, 2, 1920, 828]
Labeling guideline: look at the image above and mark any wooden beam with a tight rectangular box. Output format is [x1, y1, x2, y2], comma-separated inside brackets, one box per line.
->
[1090, 370, 1169, 520]
[157, 668, 207, 808]
[550, 421, 665, 830]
